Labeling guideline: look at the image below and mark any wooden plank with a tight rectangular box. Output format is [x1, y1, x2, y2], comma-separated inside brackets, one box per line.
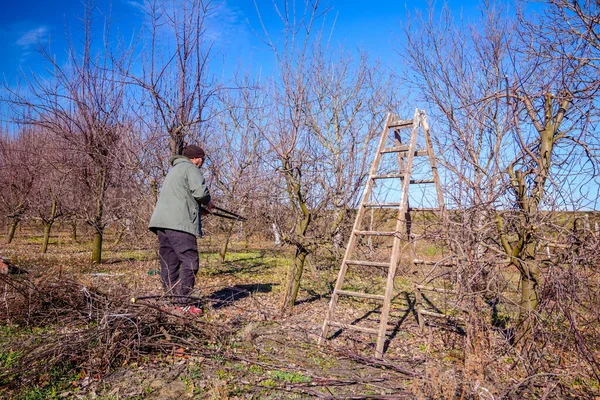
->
[336, 290, 386, 301]
[388, 119, 413, 128]
[420, 111, 445, 212]
[381, 145, 409, 153]
[371, 175, 434, 183]
[364, 202, 402, 208]
[372, 173, 405, 179]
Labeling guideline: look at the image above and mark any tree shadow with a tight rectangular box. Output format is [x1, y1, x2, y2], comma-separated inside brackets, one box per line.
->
[206, 283, 274, 309]
[487, 297, 515, 344]
[211, 262, 272, 276]
[420, 292, 466, 335]
[294, 288, 324, 306]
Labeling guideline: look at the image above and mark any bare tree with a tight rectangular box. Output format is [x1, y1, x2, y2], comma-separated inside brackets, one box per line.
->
[210, 74, 266, 260]
[401, 0, 600, 391]
[254, 0, 398, 310]
[125, 0, 221, 157]
[3, 2, 130, 263]
[0, 128, 38, 243]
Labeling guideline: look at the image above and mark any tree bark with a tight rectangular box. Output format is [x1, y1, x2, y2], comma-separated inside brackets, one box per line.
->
[280, 246, 309, 310]
[42, 221, 53, 253]
[517, 251, 543, 339]
[6, 218, 19, 244]
[219, 220, 236, 262]
[92, 229, 103, 264]
[71, 219, 78, 242]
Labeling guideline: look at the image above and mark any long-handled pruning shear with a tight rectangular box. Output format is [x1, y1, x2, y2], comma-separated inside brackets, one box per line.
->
[201, 206, 247, 222]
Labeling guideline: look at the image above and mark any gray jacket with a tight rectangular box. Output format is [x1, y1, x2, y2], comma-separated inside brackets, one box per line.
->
[149, 156, 211, 237]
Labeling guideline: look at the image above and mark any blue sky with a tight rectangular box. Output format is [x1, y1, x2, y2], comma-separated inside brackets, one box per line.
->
[0, 0, 487, 84]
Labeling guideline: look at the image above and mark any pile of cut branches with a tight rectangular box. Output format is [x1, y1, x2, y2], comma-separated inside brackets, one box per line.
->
[0, 271, 232, 389]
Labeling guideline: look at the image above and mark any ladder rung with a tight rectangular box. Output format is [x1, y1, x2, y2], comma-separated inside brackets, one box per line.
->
[411, 179, 435, 184]
[364, 202, 401, 208]
[417, 309, 464, 321]
[415, 285, 457, 294]
[345, 260, 390, 268]
[381, 145, 409, 153]
[336, 290, 386, 301]
[372, 173, 404, 179]
[354, 230, 397, 236]
[388, 119, 413, 128]
[380, 148, 428, 157]
[327, 321, 381, 335]
[408, 207, 442, 212]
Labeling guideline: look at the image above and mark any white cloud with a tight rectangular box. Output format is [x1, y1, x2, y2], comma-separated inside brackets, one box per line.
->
[16, 26, 49, 49]
[125, 0, 145, 12]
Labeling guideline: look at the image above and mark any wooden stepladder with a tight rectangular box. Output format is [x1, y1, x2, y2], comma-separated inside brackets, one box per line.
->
[318, 109, 444, 358]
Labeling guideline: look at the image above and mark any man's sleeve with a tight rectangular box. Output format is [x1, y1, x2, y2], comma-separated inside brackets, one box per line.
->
[187, 167, 211, 205]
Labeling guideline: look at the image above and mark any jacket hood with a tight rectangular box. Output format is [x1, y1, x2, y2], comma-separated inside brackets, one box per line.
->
[169, 155, 191, 166]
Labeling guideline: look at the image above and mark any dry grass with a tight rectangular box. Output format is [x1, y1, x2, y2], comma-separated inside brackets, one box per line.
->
[0, 224, 599, 399]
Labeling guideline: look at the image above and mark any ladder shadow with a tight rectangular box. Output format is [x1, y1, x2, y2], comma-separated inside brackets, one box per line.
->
[327, 290, 464, 353]
[328, 291, 413, 342]
[382, 291, 415, 353]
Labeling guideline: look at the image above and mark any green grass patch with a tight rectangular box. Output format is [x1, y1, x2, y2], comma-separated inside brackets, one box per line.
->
[269, 370, 311, 384]
[0, 350, 20, 369]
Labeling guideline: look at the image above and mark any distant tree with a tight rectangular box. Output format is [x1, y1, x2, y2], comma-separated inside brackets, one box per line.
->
[3, 2, 130, 263]
[0, 128, 38, 243]
[211, 75, 266, 260]
[27, 128, 71, 253]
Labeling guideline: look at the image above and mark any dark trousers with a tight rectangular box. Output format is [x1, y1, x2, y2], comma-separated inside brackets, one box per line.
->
[156, 229, 199, 305]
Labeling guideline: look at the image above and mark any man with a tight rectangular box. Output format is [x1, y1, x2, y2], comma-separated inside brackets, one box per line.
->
[149, 145, 213, 314]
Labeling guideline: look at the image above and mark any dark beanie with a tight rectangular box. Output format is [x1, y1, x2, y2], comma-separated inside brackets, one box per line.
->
[182, 145, 205, 159]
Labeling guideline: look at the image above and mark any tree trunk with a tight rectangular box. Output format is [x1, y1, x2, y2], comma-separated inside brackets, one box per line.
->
[517, 258, 542, 340]
[71, 220, 78, 242]
[279, 158, 312, 311]
[6, 218, 19, 244]
[92, 169, 107, 264]
[219, 220, 236, 262]
[280, 246, 309, 310]
[42, 197, 59, 253]
[113, 225, 125, 246]
[92, 229, 103, 264]
[42, 221, 53, 253]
